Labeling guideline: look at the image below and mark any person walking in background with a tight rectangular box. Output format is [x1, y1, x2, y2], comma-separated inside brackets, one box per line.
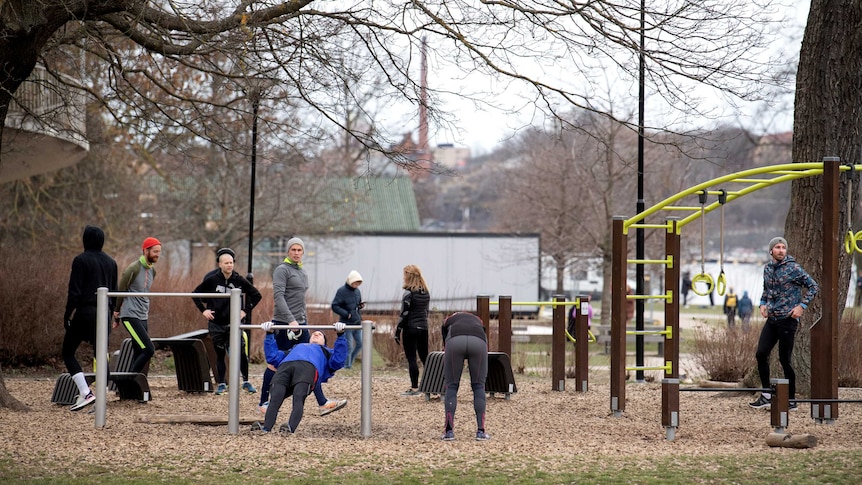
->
[114, 237, 160, 375]
[625, 284, 635, 325]
[393, 264, 431, 396]
[681, 272, 692, 307]
[440, 312, 490, 441]
[192, 247, 262, 395]
[63, 225, 118, 412]
[749, 237, 819, 410]
[331, 270, 365, 369]
[259, 237, 346, 416]
[723, 287, 738, 328]
[251, 322, 348, 434]
[737, 291, 754, 333]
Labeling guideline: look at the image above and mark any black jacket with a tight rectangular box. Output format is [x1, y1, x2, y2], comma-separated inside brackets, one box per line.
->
[396, 289, 430, 331]
[64, 225, 118, 321]
[192, 269, 262, 325]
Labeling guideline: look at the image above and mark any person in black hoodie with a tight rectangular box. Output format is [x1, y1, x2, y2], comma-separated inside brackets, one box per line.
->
[393, 264, 430, 396]
[192, 248, 262, 395]
[63, 225, 118, 412]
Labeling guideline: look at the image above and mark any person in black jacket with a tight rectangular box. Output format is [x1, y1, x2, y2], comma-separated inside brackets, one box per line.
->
[63, 225, 118, 412]
[331, 270, 364, 369]
[393, 264, 430, 396]
[192, 248, 262, 395]
[440, 312, 490, 441]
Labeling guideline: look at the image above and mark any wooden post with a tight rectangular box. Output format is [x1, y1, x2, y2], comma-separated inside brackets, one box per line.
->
[498, 295, 512, 356]
[552, 295, 566, 391]
[812, 157, 840, 423]
[574, 295, 589, 392]
[477, 295, 491, 337]
[611, 217, 627, 415]
[662, 219, 681, 435]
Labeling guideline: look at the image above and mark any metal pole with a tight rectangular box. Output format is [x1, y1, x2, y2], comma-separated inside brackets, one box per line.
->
[95, 287, 109, 428]
[228, 288, 242, 434]
[635, 0, 646, 383]
[361, 320, 373, 438]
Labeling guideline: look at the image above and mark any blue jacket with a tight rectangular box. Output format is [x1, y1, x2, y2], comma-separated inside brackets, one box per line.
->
[264, 332, 347, 386]
[759, 255, 819, 319]
[331, 283, 362, 324]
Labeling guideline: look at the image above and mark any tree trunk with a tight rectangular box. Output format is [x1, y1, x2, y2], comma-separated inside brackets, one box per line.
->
[0, 366, 31, 411]
[786, 1, 862, 396]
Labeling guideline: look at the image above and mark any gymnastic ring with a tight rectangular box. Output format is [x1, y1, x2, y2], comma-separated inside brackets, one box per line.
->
[716, 271, 727, 296]
[845, 230, 855, 254]
[854, 230, 862, 254]
[690, 273, 714, 296]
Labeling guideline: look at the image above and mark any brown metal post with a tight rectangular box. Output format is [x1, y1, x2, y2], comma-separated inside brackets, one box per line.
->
[574, 295, 589, 392]
[477, 295, 491, 337]
[812, 157, 840, 423]
[611, 217, 627, 415]
[552, 295, 567, 391]
[498, 295, 512, 356]
[662, 219, 681, 434]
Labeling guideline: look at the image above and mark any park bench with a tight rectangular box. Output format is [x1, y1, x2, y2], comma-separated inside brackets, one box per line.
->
[418, 351, 518, 400]
[591, 324, 665, 356]
[51, 338, 151, 405]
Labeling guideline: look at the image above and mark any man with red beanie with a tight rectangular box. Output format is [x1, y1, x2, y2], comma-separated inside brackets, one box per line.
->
[113, 237, 161, 373]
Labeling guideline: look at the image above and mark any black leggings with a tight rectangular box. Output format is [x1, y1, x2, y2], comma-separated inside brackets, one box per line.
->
[121, 317, 155, 374]
[263, 361, 316, 432]
[443, 335, 487, 432]
[755, 317, 798, 398]
[402, 327, 428, 388]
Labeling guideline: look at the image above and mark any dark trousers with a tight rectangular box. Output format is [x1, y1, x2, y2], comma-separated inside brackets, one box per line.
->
[263, 361, 316, 432]
[121, 317, 155, 374]
[755, 317, 798, 398]
[443, 335, 488, 432]
[210, 325, 250, 383]
[62, 306, 110, 379]
[402, 327, 429, 388]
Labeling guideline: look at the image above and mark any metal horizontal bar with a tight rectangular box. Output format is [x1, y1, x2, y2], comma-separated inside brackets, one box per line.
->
[680, 387, 769, 392]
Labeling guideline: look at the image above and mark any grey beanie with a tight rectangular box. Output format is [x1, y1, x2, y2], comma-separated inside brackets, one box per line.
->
[286, 237, 304, 251]
[768, 237, 787, 251]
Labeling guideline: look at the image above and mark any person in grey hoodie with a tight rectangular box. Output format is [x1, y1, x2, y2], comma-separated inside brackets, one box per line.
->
[63, 225, 118, 411]
[113, 236, 160, 375]
[258, 237, 346, 416]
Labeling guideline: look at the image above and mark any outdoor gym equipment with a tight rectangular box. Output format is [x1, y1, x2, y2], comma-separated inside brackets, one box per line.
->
[690, 191, 714, 296]
[715, 189, 729, 296]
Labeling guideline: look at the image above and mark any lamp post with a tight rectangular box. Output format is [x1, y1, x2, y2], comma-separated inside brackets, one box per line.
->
[245, 86, 260, 324]
[635, 0, 646, 382]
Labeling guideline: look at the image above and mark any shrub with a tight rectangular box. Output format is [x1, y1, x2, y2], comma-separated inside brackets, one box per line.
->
[690, 325, 760, 382]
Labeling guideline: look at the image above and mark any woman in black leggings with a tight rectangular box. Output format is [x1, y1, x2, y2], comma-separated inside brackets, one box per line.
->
[440, 312, 489, 441]
[393, 265, 430, 396]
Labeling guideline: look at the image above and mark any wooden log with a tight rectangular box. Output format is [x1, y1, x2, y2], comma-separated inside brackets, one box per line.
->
[136, 414, 258, 426]
[766, 432, 818, 449]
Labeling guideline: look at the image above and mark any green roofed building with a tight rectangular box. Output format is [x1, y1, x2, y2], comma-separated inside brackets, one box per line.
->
[321, 176, 420, 232]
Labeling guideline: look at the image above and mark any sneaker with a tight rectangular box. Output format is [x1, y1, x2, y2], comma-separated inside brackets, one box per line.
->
[279, 422, 293, 434]
[441, 430, 455, 441]
[250, 421, 270, 433]
[401, 389, 421, 397]
[320, 399, 348, 416]
[215, 383, 227, 395]
[70, 391, 96, 412]
[258, 401, 269, 414]
[242, 381, 257, 394]
[749, 394, 771, 409]
[475, 430, 491, 441]
[789, 401, 798, 411]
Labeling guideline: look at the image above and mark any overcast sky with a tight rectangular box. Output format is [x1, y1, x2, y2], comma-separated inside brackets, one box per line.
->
[416, 2, 810, 155]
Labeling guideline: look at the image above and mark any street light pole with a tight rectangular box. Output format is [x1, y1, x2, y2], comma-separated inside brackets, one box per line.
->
[246, 88, 260, 323]
[635, 0, 646, 382]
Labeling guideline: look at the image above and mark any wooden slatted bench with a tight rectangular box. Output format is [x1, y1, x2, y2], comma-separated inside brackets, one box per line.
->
[51, 338, 151, 405]
[151, 328, 215, 393]
[418, 351, 517, 400]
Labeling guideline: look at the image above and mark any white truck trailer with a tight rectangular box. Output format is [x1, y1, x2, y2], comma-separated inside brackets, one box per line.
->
[302, 232, 540, 314]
